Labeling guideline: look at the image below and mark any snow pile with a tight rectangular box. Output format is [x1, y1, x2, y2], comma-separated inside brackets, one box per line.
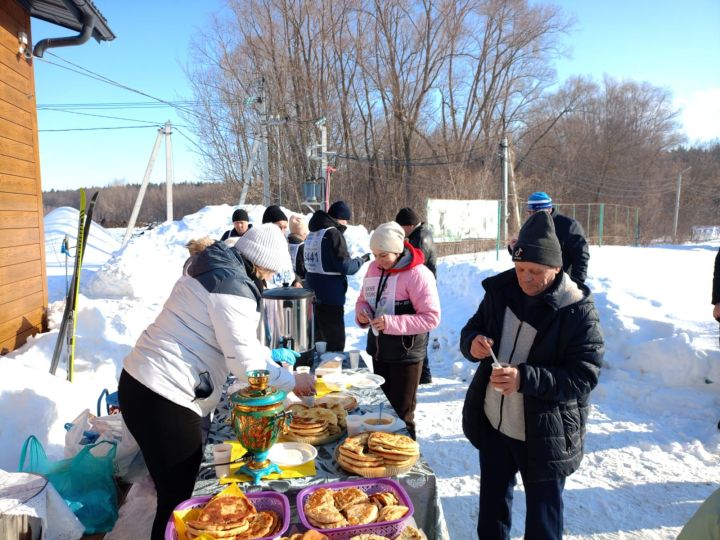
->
[1, 204, 719, 539]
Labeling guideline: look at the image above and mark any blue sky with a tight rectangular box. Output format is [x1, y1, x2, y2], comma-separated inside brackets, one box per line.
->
[32, 0, 720, 192]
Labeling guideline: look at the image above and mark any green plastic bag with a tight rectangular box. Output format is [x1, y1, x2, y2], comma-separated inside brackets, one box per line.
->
[18, 435, 119, 534]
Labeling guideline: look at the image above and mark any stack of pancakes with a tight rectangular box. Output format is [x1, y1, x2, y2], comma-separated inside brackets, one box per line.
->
[336, 433, 420, 477]
[302, 486, 410, 531]
[284, 403, 346, 442]
[185, 490, 282, 539]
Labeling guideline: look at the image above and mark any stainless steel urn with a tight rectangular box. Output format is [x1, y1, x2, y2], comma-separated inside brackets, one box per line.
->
[260, 286, 315, 363]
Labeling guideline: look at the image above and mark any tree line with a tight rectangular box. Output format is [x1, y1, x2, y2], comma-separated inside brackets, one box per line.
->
[177, 0, 717, 243]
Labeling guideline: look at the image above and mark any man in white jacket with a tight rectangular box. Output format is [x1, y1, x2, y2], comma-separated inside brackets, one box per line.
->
[119, 224, 313, 539]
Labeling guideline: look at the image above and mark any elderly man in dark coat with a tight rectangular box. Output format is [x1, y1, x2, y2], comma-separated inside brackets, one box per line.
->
[461, 210, 604, 539]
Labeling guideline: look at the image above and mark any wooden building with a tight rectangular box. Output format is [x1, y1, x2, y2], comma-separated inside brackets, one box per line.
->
[0, 0, 113, 354]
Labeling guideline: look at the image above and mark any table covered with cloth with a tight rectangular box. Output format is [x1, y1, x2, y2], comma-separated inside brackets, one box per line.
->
[192, 370, 449, 539]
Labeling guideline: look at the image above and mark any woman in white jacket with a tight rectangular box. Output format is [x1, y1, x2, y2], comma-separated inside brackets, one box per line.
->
[118, 224, 314, 539]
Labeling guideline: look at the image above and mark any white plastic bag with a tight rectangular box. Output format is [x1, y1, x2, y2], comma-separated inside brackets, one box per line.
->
[64, 409, 146, 482]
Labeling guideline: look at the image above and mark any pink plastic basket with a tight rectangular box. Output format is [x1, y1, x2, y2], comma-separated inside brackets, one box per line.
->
[164, 491, 290, 540]
[296, 478, 414, 540]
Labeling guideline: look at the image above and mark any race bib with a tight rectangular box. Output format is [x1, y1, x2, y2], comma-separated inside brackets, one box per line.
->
[304, 229, 341, 275]
[362, 275, 398, 317]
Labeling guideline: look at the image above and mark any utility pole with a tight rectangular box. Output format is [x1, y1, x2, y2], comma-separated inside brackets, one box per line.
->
[673, 166, 691, 240]
[122, 127, 163, 247]
[500, 138, 509, 244]
[164, 120, 174, 222]
[320, 119, 328, 211]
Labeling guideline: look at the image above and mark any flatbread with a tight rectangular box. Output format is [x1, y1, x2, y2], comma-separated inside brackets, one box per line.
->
[397, 525, 424, 539]
[333, 487, 369, 510]
[378, 505, 409, 522]
[349, 535, 390, 540]
[368, 432, 419, 453]
[344, 502, 379, 525]
[369, 491, 399, 508]
[233, 510, 278, 539]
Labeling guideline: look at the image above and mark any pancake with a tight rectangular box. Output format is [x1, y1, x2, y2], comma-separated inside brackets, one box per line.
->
[397, 525, 424, 539]
[369, 491, 399, 508]
[344, 502, 379, 525]
[233, 510, 278, 539]
[307, 514, 349, 529]
[378, 505, 409, 522]
[304, 488, 344, 524]
[349, 535, 390, 540]
[333, 487, 369, 510]
[367, 432, 419, 453]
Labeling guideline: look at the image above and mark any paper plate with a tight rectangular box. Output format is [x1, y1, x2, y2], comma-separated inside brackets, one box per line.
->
[349, 373, 385, 389]
[267, 442, 318, 467]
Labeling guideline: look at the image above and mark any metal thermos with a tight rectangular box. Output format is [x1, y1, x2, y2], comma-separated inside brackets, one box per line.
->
[260, 286, 315, 366]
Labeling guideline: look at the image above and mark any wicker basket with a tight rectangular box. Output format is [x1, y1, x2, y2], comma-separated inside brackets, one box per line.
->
[296, 478, 414, 540]
[164, 491, 290, 540]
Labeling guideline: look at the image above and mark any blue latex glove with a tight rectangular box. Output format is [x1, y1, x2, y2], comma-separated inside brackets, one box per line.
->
[271, 348, 301, 366]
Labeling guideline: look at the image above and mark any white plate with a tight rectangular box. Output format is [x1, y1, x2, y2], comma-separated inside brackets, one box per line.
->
[267, 442, 317, 467]
[349, 373, 385, 389]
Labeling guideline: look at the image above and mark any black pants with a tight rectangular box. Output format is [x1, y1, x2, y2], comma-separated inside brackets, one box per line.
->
[373, 360, 423, 439]
[314, 303, 346, 352]
[118, 370, 204, 540]
[478, 427, 565, 540]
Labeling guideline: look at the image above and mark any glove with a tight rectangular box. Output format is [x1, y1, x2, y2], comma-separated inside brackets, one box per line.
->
[361, 253, 371, 263]
[271, 348, 300, 366]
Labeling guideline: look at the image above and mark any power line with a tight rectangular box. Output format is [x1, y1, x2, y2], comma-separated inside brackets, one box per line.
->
[40, 107, 167, 126]
[39, 125, 156, 132]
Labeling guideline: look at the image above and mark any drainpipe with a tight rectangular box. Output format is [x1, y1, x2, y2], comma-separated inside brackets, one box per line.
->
[33, 8, 96, 58]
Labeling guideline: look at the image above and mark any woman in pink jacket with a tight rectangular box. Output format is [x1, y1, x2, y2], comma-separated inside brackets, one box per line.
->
[356, 221, 441, 438]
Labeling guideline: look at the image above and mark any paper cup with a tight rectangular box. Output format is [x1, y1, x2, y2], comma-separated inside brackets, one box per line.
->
[212, 443, 232, 478]
[315, 341, 327, 354]
[346, 414, 365, 436]
[491, 363, 510, 392]
[349, 350, 361, 370]
[295, 366, 311, 374]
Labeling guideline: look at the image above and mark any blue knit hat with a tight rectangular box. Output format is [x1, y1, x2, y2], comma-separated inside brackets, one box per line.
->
[527, 191, 553, 211]
[328, 200, 351, 220]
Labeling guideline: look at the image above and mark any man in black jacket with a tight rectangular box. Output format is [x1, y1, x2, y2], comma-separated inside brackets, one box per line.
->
[220, 208, 251, 241]
[304, 201, 370, 351]
[509, 192, 590, 283]
[396, 207, 437, 384]
[460, 211, 604, 539]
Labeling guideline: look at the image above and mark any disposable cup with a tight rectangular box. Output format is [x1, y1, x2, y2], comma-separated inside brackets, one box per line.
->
[213, 443, 232, 478]
[300, 395, 316, 407]
[346, 414, 365, 436]
[295, 366, 311, 374]
[349, 350, 361, 370]
[315, 341, 327, 354]
[491, 363, 510, 392]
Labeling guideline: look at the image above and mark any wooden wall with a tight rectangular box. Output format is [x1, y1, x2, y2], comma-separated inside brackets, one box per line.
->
[0, 2, 48, 354]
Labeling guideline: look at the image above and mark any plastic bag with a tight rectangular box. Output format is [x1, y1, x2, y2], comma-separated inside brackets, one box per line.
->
[64, 409, 146, 482]
[18, 434, 119, 534]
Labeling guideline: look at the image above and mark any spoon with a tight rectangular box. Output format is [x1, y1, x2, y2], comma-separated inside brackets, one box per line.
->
[489, 346, 503, 369]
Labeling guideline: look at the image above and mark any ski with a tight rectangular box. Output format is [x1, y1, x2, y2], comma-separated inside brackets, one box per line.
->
[49, 190, 99, 379]
[67, 191, 99, 382]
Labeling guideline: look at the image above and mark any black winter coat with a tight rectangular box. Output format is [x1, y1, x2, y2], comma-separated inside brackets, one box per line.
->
[550, 208, 590, 283]
[407, 223, 437, 278]
[304, 211, 365, 305]
[460, 269, 604, 482]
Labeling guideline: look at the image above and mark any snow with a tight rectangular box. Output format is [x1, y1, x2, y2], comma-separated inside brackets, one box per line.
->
[2, 204, 719, 539]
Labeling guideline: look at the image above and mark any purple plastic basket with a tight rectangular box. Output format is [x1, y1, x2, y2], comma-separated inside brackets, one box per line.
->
[164, 491, 290, 540]
[296, 478, 414, 540]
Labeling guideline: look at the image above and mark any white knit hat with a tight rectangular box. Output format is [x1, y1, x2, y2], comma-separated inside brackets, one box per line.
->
[234, 223, 291, 273]
[370, 221, 406, 254]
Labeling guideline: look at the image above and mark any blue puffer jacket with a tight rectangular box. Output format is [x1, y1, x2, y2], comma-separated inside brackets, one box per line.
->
[304, 211, 365, 305]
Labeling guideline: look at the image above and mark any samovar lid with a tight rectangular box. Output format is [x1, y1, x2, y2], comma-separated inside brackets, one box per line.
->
[230, 369, 286, 406]
[261, 286, 314, 300]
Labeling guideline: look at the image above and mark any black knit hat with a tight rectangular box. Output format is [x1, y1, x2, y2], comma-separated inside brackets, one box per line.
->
[262, 205, 287, 224]
[328, 200, 351, 220]
[395, 207, 420, 226]
[512, 211, 562, 267]
[232, 208, 249, 222]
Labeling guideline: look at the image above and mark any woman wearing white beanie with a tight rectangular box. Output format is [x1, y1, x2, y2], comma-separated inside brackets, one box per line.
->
[355, 221, 441, 439]
[119, 223, 314, 539]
